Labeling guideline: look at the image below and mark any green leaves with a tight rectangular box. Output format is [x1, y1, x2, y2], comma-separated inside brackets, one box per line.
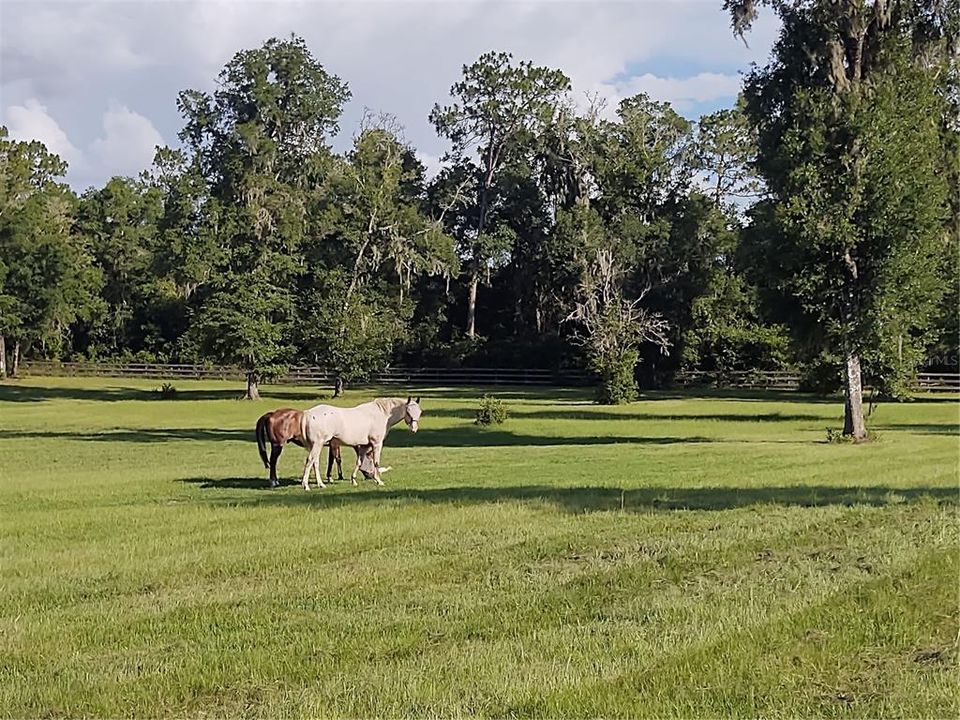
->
[0, 130, 103, 358]
[430, 51, 571, 157]
[185, 273, 292, 376]
[735, 1, 955, 400]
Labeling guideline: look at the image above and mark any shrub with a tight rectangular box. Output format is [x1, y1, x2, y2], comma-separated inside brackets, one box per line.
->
[476, 395, 508, 425]
[154, 382, 177, 399]
[595, 350, 639, 405]
[826, 426, 877, 444]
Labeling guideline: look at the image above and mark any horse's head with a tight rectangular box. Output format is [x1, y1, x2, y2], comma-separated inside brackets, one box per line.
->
[404, 396, 422, 433]
[358, 450, 378, 479]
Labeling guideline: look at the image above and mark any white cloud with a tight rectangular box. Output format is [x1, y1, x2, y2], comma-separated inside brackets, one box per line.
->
[88, 102, 165, 182]
[3, 99, 165, 190]
[596, 71, 745, 115]
[416, 150, 446, 181]
[5, 98, 82, 167]
[1, 1, 779, 189]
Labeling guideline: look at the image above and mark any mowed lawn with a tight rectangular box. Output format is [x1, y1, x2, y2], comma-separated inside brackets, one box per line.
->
[1, 377, 957, 718]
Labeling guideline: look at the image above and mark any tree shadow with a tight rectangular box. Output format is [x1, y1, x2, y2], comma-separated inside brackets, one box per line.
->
[643, 388, 842, 404]
[0, 382, 330, 404]
[0, 427, 252, 443]
[0, 425, 717, 447]
[423, 408, 827, 422]
[384, 428, 716, 448]
[0, 384, 158, 403]
[896, 394, 960, 404]
[873, 422, 959, 436]
[388, 386, 593, 401]
[179, 481, 959, 513]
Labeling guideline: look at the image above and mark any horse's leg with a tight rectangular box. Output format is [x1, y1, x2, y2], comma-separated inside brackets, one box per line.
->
[325, 442, 334, 483]
[312, 449, 326, 489]
[269, 444, 282, 487]
[370, 439, 385, 486]
[350, 447, 363, 486]
[302, 439, 323, 490]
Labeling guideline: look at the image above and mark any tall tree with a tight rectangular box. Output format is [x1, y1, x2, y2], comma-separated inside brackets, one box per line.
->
[728, 0, 956, 439]
[695, 100, 761, 209]
[430, 51, 570, 338]
[303, 116, 456, 394]
[565, 244, 671, 404]
[75, 177, 163, 357]
[0, 129, 101, 375]
[177, 35, 350, 398]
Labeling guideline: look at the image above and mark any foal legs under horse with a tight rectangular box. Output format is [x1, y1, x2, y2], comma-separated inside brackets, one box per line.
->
[350, 437, 386, 486]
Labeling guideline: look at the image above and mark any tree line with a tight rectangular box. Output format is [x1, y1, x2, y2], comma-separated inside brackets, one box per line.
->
[1, 1, 956, 438]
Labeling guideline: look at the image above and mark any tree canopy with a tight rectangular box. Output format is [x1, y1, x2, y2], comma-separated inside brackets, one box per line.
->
[0, 29, 954, 413]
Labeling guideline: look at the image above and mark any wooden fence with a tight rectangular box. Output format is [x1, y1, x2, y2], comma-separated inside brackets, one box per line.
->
[14, 361, 960, 391]
[672, 370, 802, 390]
[672, 369, 960, 392]
[17, 361, 593, 387]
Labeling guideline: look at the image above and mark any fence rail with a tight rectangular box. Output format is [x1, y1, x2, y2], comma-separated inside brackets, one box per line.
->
[16, 361, 593, 387]
[673, 370, 803, 390]
[672, 369, 960, 392]
[13, 361, 960, 392]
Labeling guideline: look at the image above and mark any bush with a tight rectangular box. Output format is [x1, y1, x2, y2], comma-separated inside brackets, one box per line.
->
[154, 382, 177, 399]
[595, 350, 639, 405]
[475, 395, 508, 425]
[824, 427, 852, 444]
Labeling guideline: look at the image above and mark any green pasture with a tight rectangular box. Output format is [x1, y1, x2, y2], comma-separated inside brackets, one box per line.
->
[1, 376, 957, 717]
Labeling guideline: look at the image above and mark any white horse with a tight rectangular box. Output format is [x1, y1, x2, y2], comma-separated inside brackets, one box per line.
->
[299, 396, 421, 489]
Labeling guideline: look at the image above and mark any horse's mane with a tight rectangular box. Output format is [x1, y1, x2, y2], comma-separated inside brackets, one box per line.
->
[373, 397, 406, 414]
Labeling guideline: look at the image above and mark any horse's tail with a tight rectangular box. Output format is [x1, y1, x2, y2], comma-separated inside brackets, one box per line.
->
[255, 413, 271, 469]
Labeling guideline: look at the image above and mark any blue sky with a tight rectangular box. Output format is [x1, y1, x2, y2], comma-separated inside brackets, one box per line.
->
[1, 0, 779, 191]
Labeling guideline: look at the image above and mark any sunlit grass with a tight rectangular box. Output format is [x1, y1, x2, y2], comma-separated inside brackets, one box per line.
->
[1, 376, 957, 717]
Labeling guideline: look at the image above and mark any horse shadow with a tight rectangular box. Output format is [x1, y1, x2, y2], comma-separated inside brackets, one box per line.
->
[178, 479, 959, 513]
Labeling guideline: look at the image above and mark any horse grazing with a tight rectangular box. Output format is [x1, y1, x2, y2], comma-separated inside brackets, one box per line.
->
[255, 408, 387, 488]
[299, 396, 421, 490]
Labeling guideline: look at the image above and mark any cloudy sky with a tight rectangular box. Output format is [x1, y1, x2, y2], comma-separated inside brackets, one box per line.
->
[1, 0, 779, 191]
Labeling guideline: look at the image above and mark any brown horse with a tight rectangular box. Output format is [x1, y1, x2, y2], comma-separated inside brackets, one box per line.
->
[255, 408, 382, 487]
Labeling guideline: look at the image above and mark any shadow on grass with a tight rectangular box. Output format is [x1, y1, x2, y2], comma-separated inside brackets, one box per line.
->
[873, 423, 959, 436]
[425, 407, 828, 422]
[641, 389, 843, 404]
[0, 427, 252, 442]
[0, 382, 330, 404]
[369, 428, 716, 448]
[0, 425, 713, 447]
[385, 386, 594, 401]
[178, 479, 960, 512]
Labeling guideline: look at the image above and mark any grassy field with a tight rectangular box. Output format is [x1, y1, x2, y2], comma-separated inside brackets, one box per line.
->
[1, 376, 957, 718]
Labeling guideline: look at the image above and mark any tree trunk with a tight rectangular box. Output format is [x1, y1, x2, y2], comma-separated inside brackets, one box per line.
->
[842, 350, 868, 441]
[0, 335, 5, 379]
[466, 271, 479, 339]
[12, 341, 20, 378]
[333, 376, 344, 398]
[245, 372, 261, 401]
